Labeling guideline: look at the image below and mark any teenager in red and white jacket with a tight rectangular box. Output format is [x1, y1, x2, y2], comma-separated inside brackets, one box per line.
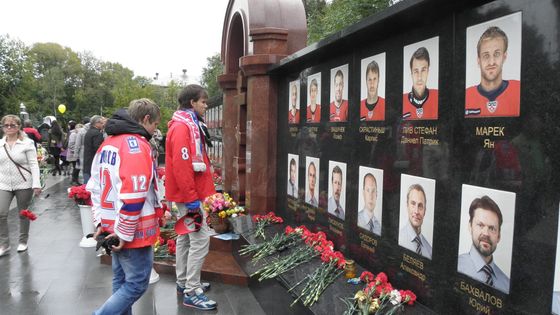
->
[87, 99, 161, 315]
[165, 84, 217, 310]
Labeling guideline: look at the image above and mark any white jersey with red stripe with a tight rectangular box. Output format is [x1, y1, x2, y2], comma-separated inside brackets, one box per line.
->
[87, 133, 161, 249]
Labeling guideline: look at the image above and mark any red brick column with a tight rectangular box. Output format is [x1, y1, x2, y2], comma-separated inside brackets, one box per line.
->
[239, 27, 288, 213]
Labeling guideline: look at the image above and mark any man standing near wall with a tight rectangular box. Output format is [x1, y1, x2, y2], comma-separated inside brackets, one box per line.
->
[165, 84, 217, 311]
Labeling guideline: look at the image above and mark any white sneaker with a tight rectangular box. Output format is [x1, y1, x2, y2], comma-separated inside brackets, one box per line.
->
[0, 246, 10, 257]
[17, 243, 28, 252]
[149, 268, 160, 284]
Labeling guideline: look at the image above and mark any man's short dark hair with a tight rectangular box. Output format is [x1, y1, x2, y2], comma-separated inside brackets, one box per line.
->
[409, 47, 430, 69]
[366, 60, 380, 78]
[363, 173, 377, 189]
[332, 165, 343, 182]
[178, 84, 209, 109]
[477, 26, 508, 56]
[290, 158, 296, 168]
[334, 70, 344, 82]
[468, 195, 503, 228]
[406, 184, 426, 206]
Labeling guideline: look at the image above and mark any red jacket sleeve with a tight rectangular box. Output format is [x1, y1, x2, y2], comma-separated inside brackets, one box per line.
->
[166, 123, 199, 203]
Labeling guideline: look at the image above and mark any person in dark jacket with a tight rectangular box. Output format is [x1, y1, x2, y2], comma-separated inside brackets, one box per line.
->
[48, 120, 65, 176]
[82, 115, 105, 183]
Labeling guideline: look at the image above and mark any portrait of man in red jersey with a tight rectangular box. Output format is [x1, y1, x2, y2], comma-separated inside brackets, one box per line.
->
[288, 80, 300, 124]
[402, 37, 439, 120]
[306, 73, 321, 123]
[360, 53, 386, 121]
[465, 12, 522, 118]
[329, 65, 349, 122]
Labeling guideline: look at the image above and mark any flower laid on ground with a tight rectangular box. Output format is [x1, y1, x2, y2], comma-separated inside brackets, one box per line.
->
[252, 211, 284, 239]
[20, 209, 37, 221]
[239, 225, 306, 260]
[289, 242, 346, 307]
[68, 184, 92, 205]
[341, 271, 417, 315]
[251, 227, 335, 281]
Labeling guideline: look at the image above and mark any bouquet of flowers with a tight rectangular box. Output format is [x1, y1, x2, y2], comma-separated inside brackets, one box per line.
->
[20, 209, 37, 221]
[289, 242, 346, 307]
[252, 211, 283, 239]
[203, 192, 241, 233]
[68, 184, 92, 206]
[342, 271, 417, 315]
[203, 192, 236, 215]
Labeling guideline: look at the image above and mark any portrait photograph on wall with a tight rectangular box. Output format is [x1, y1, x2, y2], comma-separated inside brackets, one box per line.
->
[398, 174, 436, 260]
[288, 79, 300, 124]
[306, 73, 322, 123]
[327, 160, 347, 220]
[305, 156, 320, 207]
[356, 166, 384, 236]
[465, 12, 522, 118]
[457, 184, 516, 294]
[360, 53, 386, 121]
[402, 36, 439, 120]
[329, 64, 349, 122]
[552, 204, 560, 314]
[287, 154, 299, 198]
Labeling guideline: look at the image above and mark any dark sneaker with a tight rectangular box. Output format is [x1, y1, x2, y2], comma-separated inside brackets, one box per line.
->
[183, 288, 217, 310]
[177, 283, 211, 295]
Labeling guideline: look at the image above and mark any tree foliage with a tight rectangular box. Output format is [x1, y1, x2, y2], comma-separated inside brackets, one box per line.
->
[0, 34, 179, 132]
[304, 0, 392, 44]
[200, 53, 223, 98]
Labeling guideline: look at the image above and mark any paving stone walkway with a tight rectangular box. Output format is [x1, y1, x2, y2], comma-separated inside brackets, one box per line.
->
[0, 175, 265, 315]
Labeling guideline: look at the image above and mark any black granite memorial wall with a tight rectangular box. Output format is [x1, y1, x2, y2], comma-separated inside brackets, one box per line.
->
[273, 0, 560, 313]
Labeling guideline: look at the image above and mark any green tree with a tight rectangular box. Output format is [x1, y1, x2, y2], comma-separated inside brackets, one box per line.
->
[0, 34, 34, 116]
[28, 42, 82, 118]
[304, 0, 391, 44]
[200, 53, 223, 98]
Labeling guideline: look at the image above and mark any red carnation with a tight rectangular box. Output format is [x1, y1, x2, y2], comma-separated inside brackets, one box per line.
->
[375, 272, 388, 285]
[360, 271, 375, 283]
[20, 209, 37, 221]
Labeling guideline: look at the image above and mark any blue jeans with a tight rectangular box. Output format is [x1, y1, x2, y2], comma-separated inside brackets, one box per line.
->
[93, 246, 153, 315]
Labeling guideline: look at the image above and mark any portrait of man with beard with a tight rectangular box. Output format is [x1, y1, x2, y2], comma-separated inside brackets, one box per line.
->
[458, 195, 510, 294]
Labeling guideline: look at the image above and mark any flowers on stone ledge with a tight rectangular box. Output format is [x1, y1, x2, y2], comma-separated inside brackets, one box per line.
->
[252, 211, 283, 239]
[342, 271, 417, 314]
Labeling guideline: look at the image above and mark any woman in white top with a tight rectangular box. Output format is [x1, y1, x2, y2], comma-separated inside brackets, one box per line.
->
[0, 115, 42, 257]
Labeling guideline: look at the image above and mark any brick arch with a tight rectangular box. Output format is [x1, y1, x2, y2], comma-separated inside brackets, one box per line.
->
[218, 0, 306, 213]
